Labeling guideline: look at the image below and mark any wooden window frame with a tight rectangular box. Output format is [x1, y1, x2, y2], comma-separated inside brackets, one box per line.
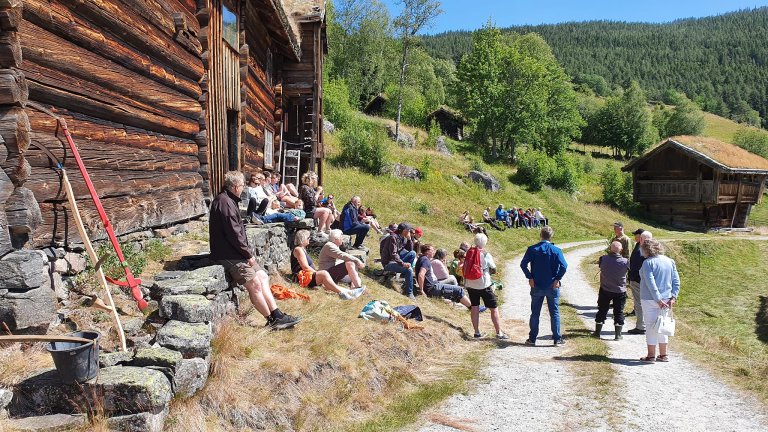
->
[264, 128, 274, 169]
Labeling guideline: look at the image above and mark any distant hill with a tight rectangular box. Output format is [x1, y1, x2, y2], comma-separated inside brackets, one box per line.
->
[422, 7, 768, 126]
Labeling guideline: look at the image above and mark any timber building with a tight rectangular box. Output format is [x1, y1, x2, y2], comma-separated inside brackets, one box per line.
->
[426, 105, 466, 141]
[623, 136, 768, 230]
[0, 0, 326, 253]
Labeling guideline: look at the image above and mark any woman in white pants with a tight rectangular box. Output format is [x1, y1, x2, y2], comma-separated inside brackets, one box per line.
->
[638, 239, 681, 362]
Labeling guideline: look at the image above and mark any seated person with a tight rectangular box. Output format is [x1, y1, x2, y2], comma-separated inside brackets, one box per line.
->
[483, 206, 505, 231]
[256, 199, 297, 224]
[412, 227, 424, 258]
[525, 208, 538, 228]
[358, 205, 383, 234]
[517, 207, 531, 229]
[380, 223, 416, 299]
[318, 229, 366, 289]
[495, 204, 510, 226]
[415, 244, 474, 310]
[341, 196, 370, 250]
[299, 171, 333, 234]
[398, 225, 417, 266]
[534, 208, 548, 226]
[291, 230, 365, 300]
[245, 173, 275, 220]
[269, 172, 300, 208]
[432, 248, 458, 285]
[449, 248, 466, 285]
[507, 207, 520, 228]
[459, 211, 487, 235]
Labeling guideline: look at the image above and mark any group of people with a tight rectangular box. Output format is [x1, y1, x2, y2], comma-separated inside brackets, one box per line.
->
[460, 206, 549, 233]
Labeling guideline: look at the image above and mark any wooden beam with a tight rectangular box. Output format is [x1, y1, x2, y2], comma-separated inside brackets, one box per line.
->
[0, 32, 21, 68]
[1, 153, 30, 186]
[0, 68, 27, 105]
[0, 106, 30, 154]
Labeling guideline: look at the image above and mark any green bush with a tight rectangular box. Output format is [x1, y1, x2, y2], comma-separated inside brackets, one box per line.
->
[733, 127, 768, 159]
[516, 150, 556, 191]
[334, 118, 389, 175]
[601, 164, 635, 209]
[324, 79, 354, 129]
[418, 156, 432, 181]
[582, 153, 596, 174]
[416, 202, 430, 215]
[550, 153, 582, 194]
[427, 118, 441, 145]
[94, 241, 148, 280]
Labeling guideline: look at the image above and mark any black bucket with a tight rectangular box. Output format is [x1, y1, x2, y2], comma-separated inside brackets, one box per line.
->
[46, 331, 101, 384]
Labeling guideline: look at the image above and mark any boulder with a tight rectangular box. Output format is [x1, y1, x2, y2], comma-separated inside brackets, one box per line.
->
[451, 175, 466, 187]
[0, 284, 57, 332]
[149, 265, 227, 299]
[0, 387, 12, 414]
[347, 249, 368, 265]
[436, 135, 451, 155]
[210, 291, 235, 322]
[322, 118, 335, 134]
[386, 125, 416, 148]
[133, 347, 183, 370]
[98, 366, 172, 414]
[159, 295, 213, 323]
[62, 252, 87, 275]
[0, 250, 47, 289]
[6, 414, 86, 431]
[392, 163, 421, 181]
[99, 350, 135, 368]
[121, 317, 145, 336]
[173, 358, 209, 398]
[107, 406, 168, 432]
[468, 170, 500, 192]
[155, 321, 212, 358]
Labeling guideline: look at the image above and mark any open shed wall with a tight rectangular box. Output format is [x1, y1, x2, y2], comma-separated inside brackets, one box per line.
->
[0, 0, 208, 249]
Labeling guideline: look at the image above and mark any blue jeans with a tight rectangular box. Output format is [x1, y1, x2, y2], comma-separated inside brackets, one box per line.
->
[529, 288, 561, 342]
[399, 250, 417, 267]
[384, 262, 414, 296]
[343, 223, 370, 247]
[259, 212, 296, 223]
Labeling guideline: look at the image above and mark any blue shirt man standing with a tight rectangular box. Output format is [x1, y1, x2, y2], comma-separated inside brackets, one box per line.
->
[520, 226, 568, 346]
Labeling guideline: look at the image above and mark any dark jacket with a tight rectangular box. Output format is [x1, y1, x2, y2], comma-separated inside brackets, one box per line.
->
[599, 253, 630, 293]
[209, 189, 252, 261]
[380, 233, 405, 266]
[628, 243, 645, 283]
[341, 202, 359, 232]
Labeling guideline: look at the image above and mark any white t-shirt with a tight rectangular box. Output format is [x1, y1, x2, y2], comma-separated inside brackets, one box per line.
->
[464, 250, 496, 290]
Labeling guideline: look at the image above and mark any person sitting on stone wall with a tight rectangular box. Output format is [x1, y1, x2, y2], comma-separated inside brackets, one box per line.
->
[341, 196, 371, 250]
[291, 230, 365, 300]
[318, 229, 366, 289]
[209, 170, 300, 330]
[269, 172, 300, 208]
[299, 171, 333, 234]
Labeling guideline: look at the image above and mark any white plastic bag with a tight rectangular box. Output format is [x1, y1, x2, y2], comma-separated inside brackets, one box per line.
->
[655, 307, 676, 336]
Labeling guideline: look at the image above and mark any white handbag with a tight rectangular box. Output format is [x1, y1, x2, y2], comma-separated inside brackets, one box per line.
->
[655, 307, 676, 336]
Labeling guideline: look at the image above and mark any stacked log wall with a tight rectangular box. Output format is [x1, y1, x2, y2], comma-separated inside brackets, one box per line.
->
[7, 0, 208, 248]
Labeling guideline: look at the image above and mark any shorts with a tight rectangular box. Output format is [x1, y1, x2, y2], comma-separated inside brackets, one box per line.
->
[467, 286, 498, 308]
[326, 262, 350, 283]
[218, 259, 264, 285]
[426, 283, 465, 303]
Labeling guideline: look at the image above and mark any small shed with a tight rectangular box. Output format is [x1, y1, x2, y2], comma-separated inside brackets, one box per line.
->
[362, 93, 388, 116]
[623, 136, 768, 230]
[426, 106, 467, 141]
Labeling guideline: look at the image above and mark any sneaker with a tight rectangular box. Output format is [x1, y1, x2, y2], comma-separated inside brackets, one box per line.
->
[553, 338, 566, 346]
[628, 328, 646, 335]
[349, 286, 366, 299]
[339, 290, 353, 300]
[407, 294, 417, 301]
[473, 332, 483, 339]
[478, 306, 488, 313]
[354, 245, 369, 251]
[524, 339, 536, 346]
[496, 333, 509, 340]
[269, 314, 301, 330]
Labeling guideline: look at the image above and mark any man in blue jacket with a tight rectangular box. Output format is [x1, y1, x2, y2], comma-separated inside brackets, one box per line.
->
[341, 196, 370, 250]
[520, 226, 568, 346]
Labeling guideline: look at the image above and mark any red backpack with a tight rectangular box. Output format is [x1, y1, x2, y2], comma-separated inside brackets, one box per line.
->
[463, 247, 483, 280]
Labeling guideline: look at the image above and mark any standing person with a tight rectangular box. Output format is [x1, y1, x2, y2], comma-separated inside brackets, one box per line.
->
[318, 229, 366, 289]
[299, 171, 333, 234]
[464, 233, 508, 339]
[639, 239, 680, 363]
[611, 221, 631, 259]
[520, 226, 568, 346]
[341, 196, 370, 250]
[627, 229, 652, 334]
[209, 171, 300, 330]
[380, 223, 416, 300]
[593, 241, 630, 340]
[415, 244, 475, 310]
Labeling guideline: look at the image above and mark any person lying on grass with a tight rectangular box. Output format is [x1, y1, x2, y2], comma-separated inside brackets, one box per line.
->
[415, 244, 475, 311]
[291, 230, 365, 300]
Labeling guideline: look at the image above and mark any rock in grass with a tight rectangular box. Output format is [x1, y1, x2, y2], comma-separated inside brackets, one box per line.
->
[0, 250, 47, 289]
[155, 321, 212, 358]
[6, 414, 86, 431]
[98, 366, 172, 414]
[468, 170, 500, 192]
[107, 406, 168, 432]
[158, 294, 213, 323]
[174, 358, 209, 398]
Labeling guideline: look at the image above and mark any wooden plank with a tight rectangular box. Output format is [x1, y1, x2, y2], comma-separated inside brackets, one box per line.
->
[0, 106, 29, 154]
[0, 32, 21, 68]
[22, 0, 201, 99]
[28, 80, 199, 139]
[27, 109, 198, 156]
[0, 4, 22, 32]
[19, 22, 200, 120]
[30, 188, 207, 247]
[0, 68, 27, 105]
[26, 168, 203, 203]
[5, 186, 42, 234]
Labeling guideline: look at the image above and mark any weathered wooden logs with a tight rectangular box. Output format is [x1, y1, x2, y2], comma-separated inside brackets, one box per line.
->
[0, 106, 29, 153]
[0, 68, 26, 105]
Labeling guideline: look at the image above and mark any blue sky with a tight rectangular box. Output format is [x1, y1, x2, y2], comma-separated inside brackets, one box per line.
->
[379, 0, 768, 34]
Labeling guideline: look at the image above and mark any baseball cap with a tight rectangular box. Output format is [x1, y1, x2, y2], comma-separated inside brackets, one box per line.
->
[396, 222, 413, 232]
[414, 227, 423, 236]
[632, 228, 645, 235]
[613, 221, 624, 228]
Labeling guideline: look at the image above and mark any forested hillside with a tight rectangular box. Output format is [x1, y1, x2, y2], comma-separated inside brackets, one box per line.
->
[422, 7, 768, 127]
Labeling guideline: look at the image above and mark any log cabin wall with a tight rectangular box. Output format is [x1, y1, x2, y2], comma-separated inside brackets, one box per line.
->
[3, 0, 208, 249]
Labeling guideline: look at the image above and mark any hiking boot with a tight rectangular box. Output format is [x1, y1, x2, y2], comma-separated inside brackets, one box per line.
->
[269, 314, 302, 330]
[553, 338, 566, 346]
[592, 323, 603, 338]
[473, 332, 483, 339]
[628, 328, 646, 335]
[524, 339, 536, 346]
[614, 325, 624, 340]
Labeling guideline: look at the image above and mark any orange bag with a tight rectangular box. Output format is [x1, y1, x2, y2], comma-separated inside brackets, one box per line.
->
[297, 269, 315, 287]
[270, 284, 310, 301]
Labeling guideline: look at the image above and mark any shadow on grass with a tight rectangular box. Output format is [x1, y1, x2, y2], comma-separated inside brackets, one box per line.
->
[756, 295, 768, 343]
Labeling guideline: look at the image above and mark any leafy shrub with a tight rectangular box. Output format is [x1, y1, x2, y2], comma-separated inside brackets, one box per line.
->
[94, 241, 148, 280]
[418, 156, 432, 181]
[416, 202, 430, 215]
[427, 118, 441, 145]
[324, 79, 354, 129]
[470, 158, 484, 172]
[516, 151, 556, 191]
[334, 118, 389, 175]
[550, 153, 582, 194]
[733, 127, 768, 159]
[601, 164, 634, 209]
[143, 239, 172, 263]
[582, 153, 595, 173]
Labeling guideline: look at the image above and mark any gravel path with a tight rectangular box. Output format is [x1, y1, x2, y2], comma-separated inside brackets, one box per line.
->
[416, 240, 768, 432]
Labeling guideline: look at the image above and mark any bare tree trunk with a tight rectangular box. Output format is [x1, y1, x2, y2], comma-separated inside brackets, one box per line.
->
[395, 43, 409, 140]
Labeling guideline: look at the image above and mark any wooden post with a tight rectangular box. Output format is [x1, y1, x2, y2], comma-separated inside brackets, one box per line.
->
[730, 175, 743, 228]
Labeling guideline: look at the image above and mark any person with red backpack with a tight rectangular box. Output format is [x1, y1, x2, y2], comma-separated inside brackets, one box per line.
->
[464, 233, 508, 340]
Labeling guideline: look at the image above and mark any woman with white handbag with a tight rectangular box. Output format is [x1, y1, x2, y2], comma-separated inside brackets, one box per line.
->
[638, 239, 681, 363]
